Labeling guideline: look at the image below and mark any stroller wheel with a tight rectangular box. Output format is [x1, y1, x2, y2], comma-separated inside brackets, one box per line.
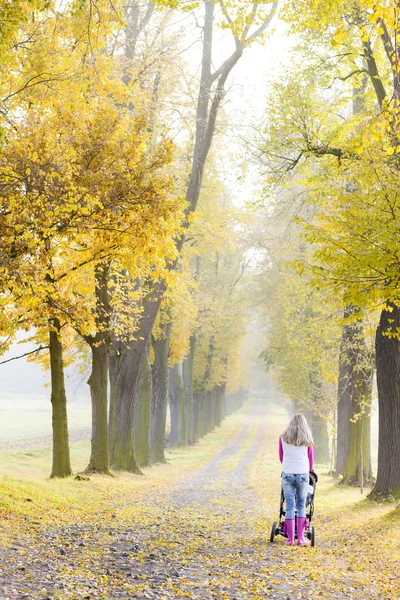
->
[311, 526, 316, 547]
[270, 521, 277, 543]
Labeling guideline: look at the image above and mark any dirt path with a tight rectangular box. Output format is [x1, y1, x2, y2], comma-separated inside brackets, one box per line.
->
[0, 400, 367, 600]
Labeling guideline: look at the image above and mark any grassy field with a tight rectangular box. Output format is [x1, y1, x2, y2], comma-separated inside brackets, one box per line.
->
[0, 405, 248, 525]
[0, 395, 91, 438]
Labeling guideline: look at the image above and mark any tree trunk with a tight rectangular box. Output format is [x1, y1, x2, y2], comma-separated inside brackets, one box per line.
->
[134, 340, 152, 468]
[183, 335, 196, 443]
[225, 389, 245, 414]
[335, 88, 372, 483]
[150, 324, 171, 463]
[371, 302, 400, 498]
[169, 363, 186, 448]
[109, 0, 266, 464]
[108, 352, 117, 459]
[336, 312, 353, 475]
[49, 317, 72, 478]
[177, 363, 187, 446]
[198, 392, 207, 439]
[109, 349, 141, 473]
[342, 372, 373, 485]
[215, 383, 226, 427]
[86, 342, 110, 474]
[108, 0, 268, 461]
[169, 370, 179, 448]
[336, 307, 373, 484]
[192, 391, 202, 444]
[312, 414, 330, 463]
[86, 262, 111, 474]
[225, 393, 233, 415]
[206, 389, 216, 433]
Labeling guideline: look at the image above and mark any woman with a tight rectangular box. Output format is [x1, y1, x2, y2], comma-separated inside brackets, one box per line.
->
[279, 413, 314, 546]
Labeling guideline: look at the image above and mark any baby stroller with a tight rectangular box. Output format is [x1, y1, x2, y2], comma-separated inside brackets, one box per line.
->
[270, 470, 318, 547]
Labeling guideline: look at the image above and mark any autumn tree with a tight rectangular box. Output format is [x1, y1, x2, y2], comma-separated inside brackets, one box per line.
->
[251, 203, 340, 462]
[255, 0, 400, 495]
[110, 0, 279, 471]
[0, 0, 183, 477]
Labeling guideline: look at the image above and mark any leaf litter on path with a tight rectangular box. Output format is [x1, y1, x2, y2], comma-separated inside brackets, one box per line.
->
[1, 400, 399, 599]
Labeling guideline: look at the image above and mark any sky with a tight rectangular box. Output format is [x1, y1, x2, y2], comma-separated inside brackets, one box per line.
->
[172, 3, 296, 207]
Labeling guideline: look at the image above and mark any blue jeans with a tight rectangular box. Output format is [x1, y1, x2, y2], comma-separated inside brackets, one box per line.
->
[282, 472, 308, 519]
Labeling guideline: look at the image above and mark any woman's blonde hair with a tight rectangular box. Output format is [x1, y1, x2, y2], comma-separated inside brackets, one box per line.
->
[281, 413, 314, 447]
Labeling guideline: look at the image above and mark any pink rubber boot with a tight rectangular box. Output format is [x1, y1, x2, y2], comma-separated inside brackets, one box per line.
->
[284, 519, 295, 545]
[297, 517, 307, 546]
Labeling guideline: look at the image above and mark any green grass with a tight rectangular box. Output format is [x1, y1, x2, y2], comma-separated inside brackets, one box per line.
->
[0, 403, 251, 525]
[0, 395, 91, 438]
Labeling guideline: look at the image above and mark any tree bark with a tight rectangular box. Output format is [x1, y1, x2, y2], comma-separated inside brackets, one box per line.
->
[192, 391, 202, 443]
[341, 369, 373, 485]
[109, 306, 159, 473]
[86, 262, 111, 474]
[336, 307, 373, 484]
[169, 368, 179, 448]
[371, 302, 400, 497]
[342, 407, 372, 485]
[336, 315, 353, 475]
[206, 389, 216, 433]
[198, 392, 207, 439]
[109, 0, 273, 464]
[150, 324, 171, 463]
[109, 348, 141, 473]
[169, 362, 187, 448]
[183, 335, 196, 443]
[49, 317, 72, 478]
[311, 414, 330, 463]
[225, 389, 245, 414]
[134, 340, 152, 468]
[86, 342, 110, 474]
[214, 382, 226, 427]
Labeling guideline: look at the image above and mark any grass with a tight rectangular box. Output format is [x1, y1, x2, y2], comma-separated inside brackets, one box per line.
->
[0, 404, 250, 526]
[0, 395, 91, 437]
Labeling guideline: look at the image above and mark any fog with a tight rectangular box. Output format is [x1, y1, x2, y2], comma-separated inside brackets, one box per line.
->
[0, 335, 91, 442]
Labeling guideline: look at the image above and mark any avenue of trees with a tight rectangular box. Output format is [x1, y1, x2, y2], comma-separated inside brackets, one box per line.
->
[1, 0, 400, 502]
[256, 0, 400, 498]
[0, 0, 273, 477]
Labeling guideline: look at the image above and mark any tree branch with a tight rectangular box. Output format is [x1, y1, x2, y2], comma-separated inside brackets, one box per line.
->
[2, 71, 73, 104]
[362, 38, 387, 109]
[219, 0, 242, 50]
[306, 144, 344, 159]
[245, 1, 278, 44]
[55, 246, 118, 282]
[138, 1, 155, 34]
[0, 345, 49, 365]
[377, 17, 397, 71]
[327, 68, 369, 88]
[242, 4, 258, 40]
[210, 45, 243, 83]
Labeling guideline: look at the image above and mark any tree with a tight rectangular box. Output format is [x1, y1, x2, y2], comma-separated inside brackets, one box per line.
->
[110, 0, 279, 471]
[254, 209, 340, 461]
[260, 0, 400, 495]
[336, 307, 373, 485]
[0, 0, 182, 476]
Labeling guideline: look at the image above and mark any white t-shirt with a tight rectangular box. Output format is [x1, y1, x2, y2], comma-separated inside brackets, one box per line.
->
[281, 439, 309, 474]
